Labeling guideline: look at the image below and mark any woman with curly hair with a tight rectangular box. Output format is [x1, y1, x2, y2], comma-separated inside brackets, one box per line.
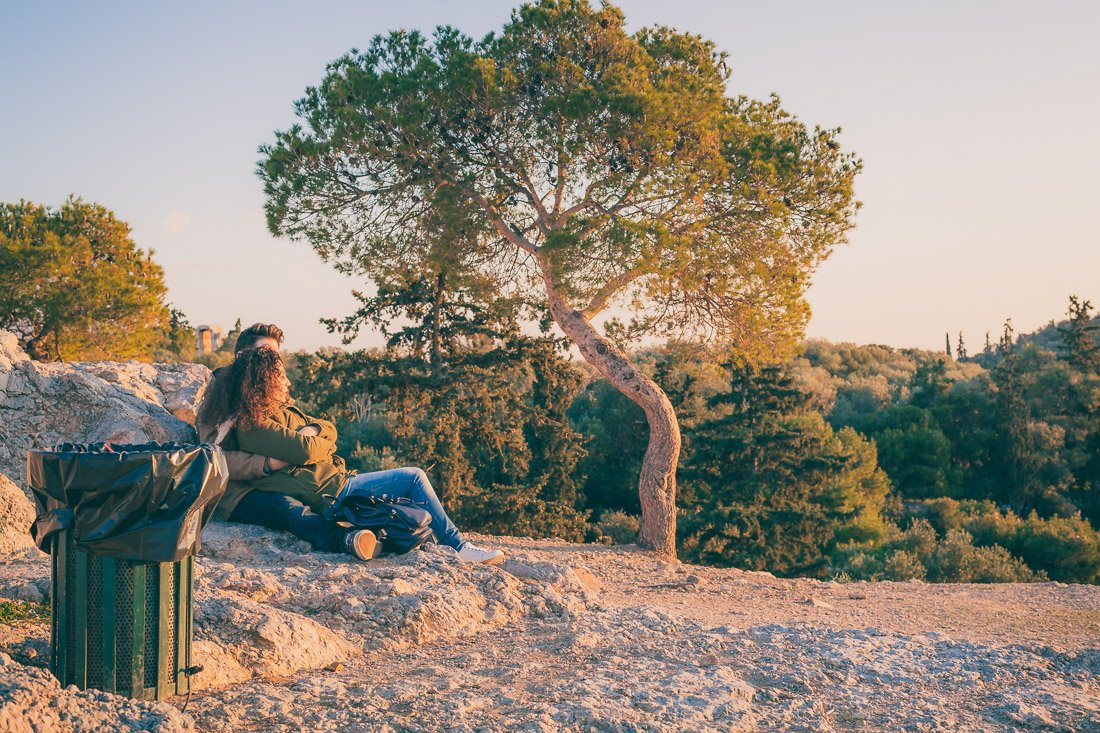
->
[198, 347, 504, 564]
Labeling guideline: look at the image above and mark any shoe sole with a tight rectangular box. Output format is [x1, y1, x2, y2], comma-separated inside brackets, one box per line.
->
[351, 531, 382, 560]
[481, 553, 505, 565]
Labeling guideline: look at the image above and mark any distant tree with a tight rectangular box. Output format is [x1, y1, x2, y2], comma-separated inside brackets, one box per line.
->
[153, 306, 197, 362]
[866, 405, 961, 499]
[956, 331, 968, 360]
[0, 197, 169, 361]
[932, 374, 1000, 500]
[1057, 295, 1100, 373]
[998, 320, 1015, 354]
[908, 358, 951, 410]
[568, 378, 648, 516]
[990, 345, 1075, 514]
[258, 0, 861, 555]
[945, 332, 952, 358]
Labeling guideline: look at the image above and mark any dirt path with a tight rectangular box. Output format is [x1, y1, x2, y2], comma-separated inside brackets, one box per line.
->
[523, 540, 1100, 652]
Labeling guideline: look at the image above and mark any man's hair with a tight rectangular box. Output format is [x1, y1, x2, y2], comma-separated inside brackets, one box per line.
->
[198, 347, 285, 429]
[234, 323, 284, 353]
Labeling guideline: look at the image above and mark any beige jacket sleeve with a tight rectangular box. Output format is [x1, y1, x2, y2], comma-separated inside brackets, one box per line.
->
[196, 411, 270, 481]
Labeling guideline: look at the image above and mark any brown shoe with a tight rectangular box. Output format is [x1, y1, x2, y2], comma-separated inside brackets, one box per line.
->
[344, 529, 382, 560]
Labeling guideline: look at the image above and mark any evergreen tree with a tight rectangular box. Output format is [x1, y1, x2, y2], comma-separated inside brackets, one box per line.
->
[956, 332, 968, 360]
[990, 346, 1074, 514]
[945, 332, 952, 358]
[998, 320, 1015, 354]
[866, 405, 961, 499]
[1057, 295, 1100, 373]
[300, 272, 591, 540]
[678, 364, 891, 576]
[153, 306, 197, 362]
[909, 358, 951, 409]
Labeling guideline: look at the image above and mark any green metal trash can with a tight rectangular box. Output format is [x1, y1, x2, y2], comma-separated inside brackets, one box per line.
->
[27, 442, 227, 701]
[51, 527, 196, 700]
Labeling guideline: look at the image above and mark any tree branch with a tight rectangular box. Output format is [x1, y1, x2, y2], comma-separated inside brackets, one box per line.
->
[582, 266, 646, 319]
[471, 191, 544, 263]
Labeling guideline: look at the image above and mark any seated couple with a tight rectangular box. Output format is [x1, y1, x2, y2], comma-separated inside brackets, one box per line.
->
[195, 323, 504, 564]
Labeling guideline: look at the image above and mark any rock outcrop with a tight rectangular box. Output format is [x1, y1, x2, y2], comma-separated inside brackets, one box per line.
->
[0, 474, 36, 556]
[0, 331, 207, 489]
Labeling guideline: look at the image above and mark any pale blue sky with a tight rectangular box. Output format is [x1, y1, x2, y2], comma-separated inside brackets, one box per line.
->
[3, 1, 1098, 353]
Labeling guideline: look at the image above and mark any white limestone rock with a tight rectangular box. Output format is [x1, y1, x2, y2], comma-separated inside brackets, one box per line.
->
[0, 330, 209, 490]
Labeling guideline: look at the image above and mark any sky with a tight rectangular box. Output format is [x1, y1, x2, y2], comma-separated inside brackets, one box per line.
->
[2, 1, 1098, 353]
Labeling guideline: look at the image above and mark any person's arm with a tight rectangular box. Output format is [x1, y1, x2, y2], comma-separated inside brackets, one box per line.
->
[234, 419, 337, 466]
[309, 418, 338, 442]
[261, 423, 320, 470]
[196, 411, 270, 481]
[224, 449, 272, 479]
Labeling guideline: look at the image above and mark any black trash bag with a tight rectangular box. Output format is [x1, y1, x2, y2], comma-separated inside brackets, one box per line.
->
[26, 442, 228, 562]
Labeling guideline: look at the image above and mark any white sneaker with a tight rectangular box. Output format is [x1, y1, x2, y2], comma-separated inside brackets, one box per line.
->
[457, 543, 505, 565]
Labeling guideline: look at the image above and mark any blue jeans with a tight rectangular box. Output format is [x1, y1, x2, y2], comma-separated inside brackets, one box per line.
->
[229, 490, 348, 553]
[340, 467, 465, 550]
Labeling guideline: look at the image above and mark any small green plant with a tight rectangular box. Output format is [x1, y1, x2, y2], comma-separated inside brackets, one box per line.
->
[0, 600, 50, 626]
[596, 511, 640, 545]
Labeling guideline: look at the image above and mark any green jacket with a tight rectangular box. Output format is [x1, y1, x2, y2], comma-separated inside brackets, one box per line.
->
[210, 403, 350, 517]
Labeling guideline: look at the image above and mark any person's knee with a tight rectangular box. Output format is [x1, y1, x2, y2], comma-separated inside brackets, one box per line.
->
[402, 466, 439, 500]
[397, 466, 429, 485]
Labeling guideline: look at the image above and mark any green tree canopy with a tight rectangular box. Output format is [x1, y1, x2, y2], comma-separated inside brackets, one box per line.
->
[259, 0, 861, 555]
[678, 364, 891, 575]
[0, 197, 169, 361]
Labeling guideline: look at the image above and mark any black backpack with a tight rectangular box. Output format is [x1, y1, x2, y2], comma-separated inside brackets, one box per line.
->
[325, 493, 436, 555]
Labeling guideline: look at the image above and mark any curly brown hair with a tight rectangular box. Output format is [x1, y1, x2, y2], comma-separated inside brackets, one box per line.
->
[198, 347, 286, 430]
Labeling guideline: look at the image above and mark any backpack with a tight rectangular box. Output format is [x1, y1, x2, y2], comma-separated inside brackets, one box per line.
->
[325, 493, 436, 555]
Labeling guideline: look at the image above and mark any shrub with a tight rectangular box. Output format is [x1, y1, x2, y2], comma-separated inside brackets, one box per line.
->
[831, 518, 1046, 583]
[883, 550, 927, 581]
[904, 499, 1100, 583]
[0, 600, 49, 626]
[596, 511, 640, 545]
[925, 529, 1045, 583]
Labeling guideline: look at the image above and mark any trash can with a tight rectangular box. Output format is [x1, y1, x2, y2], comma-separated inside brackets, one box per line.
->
[27, 442, 227, 700]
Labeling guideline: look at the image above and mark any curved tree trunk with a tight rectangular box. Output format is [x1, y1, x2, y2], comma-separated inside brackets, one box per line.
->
[540, 276, 681, 557]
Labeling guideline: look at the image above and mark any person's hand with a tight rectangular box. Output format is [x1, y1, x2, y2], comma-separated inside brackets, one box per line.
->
[297, 424, 321, 437]
[265, 456, 290, 472]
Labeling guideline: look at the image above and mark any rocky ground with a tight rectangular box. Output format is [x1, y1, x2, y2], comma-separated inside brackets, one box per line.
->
[1, 515, 1097, 733]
